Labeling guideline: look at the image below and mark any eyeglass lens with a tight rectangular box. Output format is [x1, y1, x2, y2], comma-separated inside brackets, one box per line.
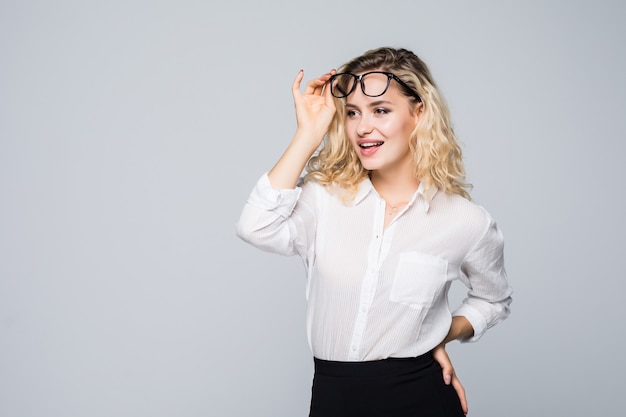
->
[331, 72, 393, 98]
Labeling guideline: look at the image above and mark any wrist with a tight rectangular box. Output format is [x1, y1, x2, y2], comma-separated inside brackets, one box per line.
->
[445, 316, 474, 344]
[294, 127, 326, 146]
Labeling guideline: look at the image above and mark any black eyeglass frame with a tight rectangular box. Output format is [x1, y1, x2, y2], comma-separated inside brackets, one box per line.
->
[329, 71, 422, 102]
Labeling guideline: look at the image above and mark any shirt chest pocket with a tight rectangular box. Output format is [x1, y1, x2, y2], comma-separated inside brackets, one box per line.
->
[389, 252, 448, 309]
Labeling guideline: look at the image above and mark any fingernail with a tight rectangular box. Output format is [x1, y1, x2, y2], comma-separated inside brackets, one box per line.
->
[444, 375, 451, 385]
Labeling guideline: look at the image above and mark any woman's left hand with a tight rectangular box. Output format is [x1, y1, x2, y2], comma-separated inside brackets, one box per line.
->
[432, 344, 468, 415]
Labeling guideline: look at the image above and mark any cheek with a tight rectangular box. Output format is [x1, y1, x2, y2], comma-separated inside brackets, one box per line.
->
[376, 119, 397, 137]
[344, 120, 358, 141]
[397, 116, 418, 137]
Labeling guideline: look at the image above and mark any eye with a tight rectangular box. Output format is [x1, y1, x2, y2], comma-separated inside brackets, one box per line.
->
[374, 108, 389, 115]
[346, 109, 359, 118]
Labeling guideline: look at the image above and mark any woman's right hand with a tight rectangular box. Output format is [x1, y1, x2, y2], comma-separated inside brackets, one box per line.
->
[291, 70, 337, 146]
[267, 70, 337, 190]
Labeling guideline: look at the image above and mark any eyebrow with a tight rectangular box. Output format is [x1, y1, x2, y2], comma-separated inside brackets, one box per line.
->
[345, 100, 393, 109]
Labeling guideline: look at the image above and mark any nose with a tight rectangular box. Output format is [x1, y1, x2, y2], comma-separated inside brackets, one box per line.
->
[356, 115, 373, 136]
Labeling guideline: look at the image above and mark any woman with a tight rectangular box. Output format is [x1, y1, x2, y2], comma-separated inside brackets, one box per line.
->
[236, 47, 512, 416]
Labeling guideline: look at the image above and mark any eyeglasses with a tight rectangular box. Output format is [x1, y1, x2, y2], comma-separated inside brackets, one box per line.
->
[329, 71, 422, 102]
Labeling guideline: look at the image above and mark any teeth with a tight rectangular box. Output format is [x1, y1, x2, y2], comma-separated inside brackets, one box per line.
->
[360, 142, 383, 148]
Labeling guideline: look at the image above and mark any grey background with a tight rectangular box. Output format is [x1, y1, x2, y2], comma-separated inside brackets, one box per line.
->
[1, 0, 624, 416]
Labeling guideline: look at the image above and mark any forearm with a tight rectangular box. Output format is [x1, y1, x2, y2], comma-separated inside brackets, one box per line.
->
[268, 129, 323, 189]
[442, 316, 474, 345]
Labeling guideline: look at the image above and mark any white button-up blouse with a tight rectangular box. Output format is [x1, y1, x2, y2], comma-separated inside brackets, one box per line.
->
[236, 173, 513, 362]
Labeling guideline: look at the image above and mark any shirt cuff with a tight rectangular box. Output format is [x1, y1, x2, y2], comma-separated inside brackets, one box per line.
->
[247, 173, 302, 218]
[451, 305, 488, 343]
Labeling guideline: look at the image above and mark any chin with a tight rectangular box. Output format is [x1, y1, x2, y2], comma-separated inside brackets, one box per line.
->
[359, 160, 381, 171]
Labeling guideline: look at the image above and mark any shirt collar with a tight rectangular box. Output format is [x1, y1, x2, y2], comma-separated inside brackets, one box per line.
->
[350, 178, 439, 213]
[416, 180, 438, 213]
[349, 179, 373, 206]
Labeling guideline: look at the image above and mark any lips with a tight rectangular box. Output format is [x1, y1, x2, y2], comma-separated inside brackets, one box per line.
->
[357, 140, 384, 156]
[358, 139, 384, 149]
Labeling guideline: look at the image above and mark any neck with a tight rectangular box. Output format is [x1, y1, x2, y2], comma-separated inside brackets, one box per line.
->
[370, 170, 420, 205]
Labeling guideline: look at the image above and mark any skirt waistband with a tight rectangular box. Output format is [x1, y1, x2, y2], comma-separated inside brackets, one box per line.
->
[313, 351, 434, 378]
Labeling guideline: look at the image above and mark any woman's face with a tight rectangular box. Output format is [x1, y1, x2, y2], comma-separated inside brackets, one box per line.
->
[344, 75, 420, 176]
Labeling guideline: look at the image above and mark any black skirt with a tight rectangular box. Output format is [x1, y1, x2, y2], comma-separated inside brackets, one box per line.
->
[309, 351, 465, 417]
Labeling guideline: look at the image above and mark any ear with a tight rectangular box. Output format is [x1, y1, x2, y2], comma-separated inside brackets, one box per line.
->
[412, 101, 423, 124]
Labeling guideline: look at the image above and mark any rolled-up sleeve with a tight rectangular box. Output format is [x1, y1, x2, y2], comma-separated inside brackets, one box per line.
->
[236, 173, 305, 256]
[453, 214, 513, 342]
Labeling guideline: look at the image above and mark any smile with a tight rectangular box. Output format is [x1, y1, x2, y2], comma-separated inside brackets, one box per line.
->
[359, 142, 384, 148]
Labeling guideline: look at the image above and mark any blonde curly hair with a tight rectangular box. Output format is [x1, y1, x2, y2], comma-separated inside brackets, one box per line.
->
[304, 47, 472, 200]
